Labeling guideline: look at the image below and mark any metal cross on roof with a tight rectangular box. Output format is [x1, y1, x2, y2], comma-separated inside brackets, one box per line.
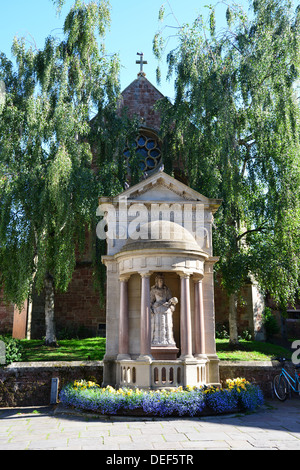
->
[136, 52, 147, 77]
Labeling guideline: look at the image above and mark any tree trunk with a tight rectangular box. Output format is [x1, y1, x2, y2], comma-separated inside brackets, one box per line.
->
[44, 274, 58, 346]
[229, 293, 239, 346]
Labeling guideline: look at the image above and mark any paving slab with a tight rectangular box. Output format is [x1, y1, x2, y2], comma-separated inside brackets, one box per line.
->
[0, 398, 299, 452]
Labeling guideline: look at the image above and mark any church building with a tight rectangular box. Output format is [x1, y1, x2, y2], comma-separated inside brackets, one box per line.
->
[0, 54, 266, 343]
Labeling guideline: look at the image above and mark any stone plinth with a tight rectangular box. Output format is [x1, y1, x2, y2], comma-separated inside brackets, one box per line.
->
[151, 346, 179, 360]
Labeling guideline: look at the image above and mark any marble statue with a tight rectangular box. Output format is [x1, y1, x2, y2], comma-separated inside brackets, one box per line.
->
[150, 274, 178, 346]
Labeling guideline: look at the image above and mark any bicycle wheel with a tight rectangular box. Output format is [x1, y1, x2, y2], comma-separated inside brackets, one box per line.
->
[273, 374, 288, 401]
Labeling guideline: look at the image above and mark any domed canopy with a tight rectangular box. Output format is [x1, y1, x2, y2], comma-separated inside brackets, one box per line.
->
[121, 220, 204, 254]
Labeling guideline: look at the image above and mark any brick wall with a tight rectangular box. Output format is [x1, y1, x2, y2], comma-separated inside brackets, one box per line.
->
[214, 281, 260, 337]
[54, 264, 105, 337]
[29, 264, 105, 339]
[120, 76, 163, 130]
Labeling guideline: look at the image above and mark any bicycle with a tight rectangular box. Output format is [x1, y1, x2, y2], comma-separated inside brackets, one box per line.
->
[273, 357, 300, 401]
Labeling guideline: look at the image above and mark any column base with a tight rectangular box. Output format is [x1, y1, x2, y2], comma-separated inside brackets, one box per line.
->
[194, 353, 208, 360]
[180, 354, 195, 363]
[137, 354, 153, 363]
[117, 353, 131, 361]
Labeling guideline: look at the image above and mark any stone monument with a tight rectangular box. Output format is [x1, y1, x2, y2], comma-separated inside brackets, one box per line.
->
[98, 171, 221, 389]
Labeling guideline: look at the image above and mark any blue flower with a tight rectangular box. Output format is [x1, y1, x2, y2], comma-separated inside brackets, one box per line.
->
[205, 389, 238, 413]
[59, 380, 264, 416]
[237, 384, 264, 411]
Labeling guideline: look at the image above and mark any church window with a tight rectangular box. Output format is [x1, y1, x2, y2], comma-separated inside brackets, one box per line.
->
[123, 129, 162, 174]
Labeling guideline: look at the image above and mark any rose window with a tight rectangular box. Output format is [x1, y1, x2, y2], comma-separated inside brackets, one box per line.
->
[123, 131, 162, 173]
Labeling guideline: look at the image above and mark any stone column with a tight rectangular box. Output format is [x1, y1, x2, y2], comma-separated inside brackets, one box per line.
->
[179, 273, 193, 360]
[138, 272, 152, 361]
[117, 275, 131, 360]
[194, 276, 206, 359]
[203, 258, 220, 386]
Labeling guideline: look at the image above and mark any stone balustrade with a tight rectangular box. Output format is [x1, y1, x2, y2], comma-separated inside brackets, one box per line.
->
[117, 359, 207, 389]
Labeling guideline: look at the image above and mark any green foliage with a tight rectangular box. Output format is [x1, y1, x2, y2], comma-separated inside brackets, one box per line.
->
[0, 1, 136, 337]
[158, 4, 165, 22]
[241, 330, 252, 341]
[262, 307, 280, 339]
[215, 323, 230, 339]
[154, 0, 300, 311]
[0, 335, 23, 365]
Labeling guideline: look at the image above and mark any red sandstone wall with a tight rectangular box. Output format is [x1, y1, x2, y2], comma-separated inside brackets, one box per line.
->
[214, 281, 255, 336]
[54, 264, 105, 337]
[120, 76, 163, 130]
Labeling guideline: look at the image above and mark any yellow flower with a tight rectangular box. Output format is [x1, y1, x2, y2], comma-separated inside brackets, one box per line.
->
[225, 377, 249, 391]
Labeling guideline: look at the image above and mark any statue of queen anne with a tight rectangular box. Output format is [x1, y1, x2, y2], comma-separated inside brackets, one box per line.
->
[150, 273, 178, 346]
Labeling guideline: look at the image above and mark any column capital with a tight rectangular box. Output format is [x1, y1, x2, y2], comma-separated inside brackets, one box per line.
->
[192, 274, 204, 283]
[178, 271, 191, 279]
[119, 274, 131, 282]
[139, 271, 152, 278]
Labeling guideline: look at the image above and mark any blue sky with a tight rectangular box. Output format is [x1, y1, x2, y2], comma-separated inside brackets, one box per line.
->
[0, 0, 249, 100]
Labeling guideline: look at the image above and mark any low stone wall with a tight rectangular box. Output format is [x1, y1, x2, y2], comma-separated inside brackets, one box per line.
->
[0, 361, 103, 407]
[0, 360, 287, 408]
[219, 360, 283, 397]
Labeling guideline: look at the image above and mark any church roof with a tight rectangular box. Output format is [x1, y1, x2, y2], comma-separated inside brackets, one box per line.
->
[119, 75, 164, 131]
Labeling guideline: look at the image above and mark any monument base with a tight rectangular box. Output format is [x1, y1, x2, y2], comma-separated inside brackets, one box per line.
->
[151, 346, 179, 360]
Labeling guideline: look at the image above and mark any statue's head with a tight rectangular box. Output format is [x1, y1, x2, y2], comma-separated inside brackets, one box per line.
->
[155, 273, 165, 288]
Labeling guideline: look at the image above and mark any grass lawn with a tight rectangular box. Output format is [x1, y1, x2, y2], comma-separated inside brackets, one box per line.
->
[20, 337, 106, 362]
[18, 337, 291, 362]
[216, 339, 291, 361]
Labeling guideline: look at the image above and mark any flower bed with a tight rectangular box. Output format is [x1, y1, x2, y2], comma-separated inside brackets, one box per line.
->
[59, 378, 264, 417]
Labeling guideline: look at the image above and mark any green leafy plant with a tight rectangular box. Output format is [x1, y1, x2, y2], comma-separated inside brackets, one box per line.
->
[215, 323, 229, 339]
[241, 330, 252, 341]
[0, 335, 23, 365]
[262, 307, 280, 339]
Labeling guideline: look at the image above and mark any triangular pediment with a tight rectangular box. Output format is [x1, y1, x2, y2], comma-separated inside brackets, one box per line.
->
[101, 172, 222, 212]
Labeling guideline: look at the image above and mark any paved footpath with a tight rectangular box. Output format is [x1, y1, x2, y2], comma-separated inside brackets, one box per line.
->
[0, 398, 299, 452]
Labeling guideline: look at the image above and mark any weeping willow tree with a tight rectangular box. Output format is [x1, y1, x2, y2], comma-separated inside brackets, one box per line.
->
[0, 0, 135, 345]
[154, 0, 300, 345]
